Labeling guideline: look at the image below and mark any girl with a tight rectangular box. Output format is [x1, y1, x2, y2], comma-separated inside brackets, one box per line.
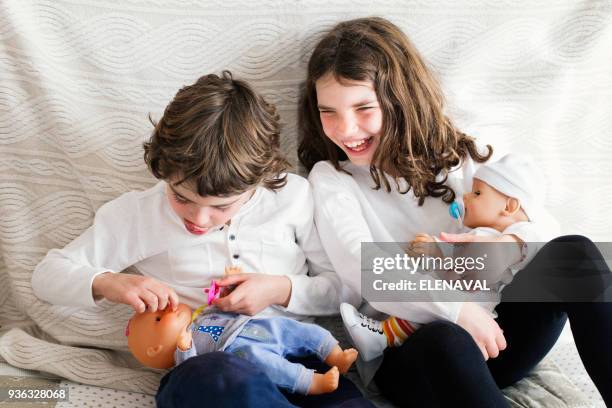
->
[299, 17, 612, 407]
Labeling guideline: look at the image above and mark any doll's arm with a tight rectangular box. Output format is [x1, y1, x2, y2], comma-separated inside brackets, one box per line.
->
[177, 328, 193, 351]
[174, 346, 197, 365]
[174, 330, 197, 365]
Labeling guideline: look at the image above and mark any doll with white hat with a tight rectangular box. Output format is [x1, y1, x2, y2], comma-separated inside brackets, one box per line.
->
[460, 153, 545, 230]
[340, 154, 548, 362]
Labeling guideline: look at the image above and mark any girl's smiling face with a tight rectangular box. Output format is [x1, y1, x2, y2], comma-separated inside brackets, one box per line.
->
[315, 74, 383, 166]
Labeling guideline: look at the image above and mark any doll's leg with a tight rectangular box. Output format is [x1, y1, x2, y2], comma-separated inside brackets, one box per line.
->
[226, 340, 338, 395]
[323, 345, 358, 374]
[281, 355, 375, 407]
[257, 317, 357, 374]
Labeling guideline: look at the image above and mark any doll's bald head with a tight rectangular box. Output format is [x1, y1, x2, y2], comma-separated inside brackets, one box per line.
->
[127, 303, 192, 369]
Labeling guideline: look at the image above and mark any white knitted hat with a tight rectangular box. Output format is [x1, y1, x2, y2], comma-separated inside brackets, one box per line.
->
[473, 154, 545, 222]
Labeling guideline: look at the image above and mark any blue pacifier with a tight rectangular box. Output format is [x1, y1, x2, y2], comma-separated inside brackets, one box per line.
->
[449, 200, 464, 227]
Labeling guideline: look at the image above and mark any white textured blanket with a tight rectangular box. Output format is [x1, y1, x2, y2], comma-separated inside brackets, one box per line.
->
[1, 0, 611, 401]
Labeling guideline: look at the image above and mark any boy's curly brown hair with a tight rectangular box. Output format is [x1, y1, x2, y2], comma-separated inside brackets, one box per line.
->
[144, 71, 289, 196]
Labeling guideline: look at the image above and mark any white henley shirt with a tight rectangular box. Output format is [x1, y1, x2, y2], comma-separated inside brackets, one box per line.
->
[32, 174, 353, 318]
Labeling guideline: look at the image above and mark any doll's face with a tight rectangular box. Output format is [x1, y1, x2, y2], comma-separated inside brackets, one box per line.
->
[462, 179, 509, 229]
[127, 303, 192, 369]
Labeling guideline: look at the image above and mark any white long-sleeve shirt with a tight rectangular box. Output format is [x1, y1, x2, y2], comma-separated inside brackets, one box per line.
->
[32, 174, 348, 318]
[308, 158, 560, 325]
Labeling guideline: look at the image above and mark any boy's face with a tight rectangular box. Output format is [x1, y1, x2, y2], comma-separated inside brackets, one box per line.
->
[315, 74, 383, 166]
[462, 179, 509, 229]
[166, 180, 254, 235]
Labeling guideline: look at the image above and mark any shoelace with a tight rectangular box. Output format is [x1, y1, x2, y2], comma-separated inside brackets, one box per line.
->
[359, 313, 383, 334]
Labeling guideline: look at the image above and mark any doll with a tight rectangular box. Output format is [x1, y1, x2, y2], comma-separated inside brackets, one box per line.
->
[126, 269, 358, 395]
[341, 154, 549, 361]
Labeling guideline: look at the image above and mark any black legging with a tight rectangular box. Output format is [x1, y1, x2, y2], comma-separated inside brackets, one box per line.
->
[374, 235, 612, 408]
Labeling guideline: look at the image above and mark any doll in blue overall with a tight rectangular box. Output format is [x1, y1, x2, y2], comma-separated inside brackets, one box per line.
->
[127, 301, 358, 395]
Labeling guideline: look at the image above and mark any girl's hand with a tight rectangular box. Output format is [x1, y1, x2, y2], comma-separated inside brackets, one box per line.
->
[456, 302, 507, 360]
[408, 233, 442, 257]
[413, 233, 435, 243]
[213, 273, 292, 316]
[92, 272, 179, 313]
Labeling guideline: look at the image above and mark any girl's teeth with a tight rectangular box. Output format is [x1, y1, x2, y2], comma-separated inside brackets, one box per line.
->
[345, 139, 366, 148]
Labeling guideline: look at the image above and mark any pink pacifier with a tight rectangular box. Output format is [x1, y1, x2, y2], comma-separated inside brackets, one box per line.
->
[203, 280, 221, 305]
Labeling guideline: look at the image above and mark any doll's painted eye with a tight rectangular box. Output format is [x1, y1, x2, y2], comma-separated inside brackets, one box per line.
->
[155, 316, 161, 322]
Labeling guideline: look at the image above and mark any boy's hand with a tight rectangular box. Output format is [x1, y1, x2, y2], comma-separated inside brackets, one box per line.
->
[213, 273, 291, 316]
[177, 328, 193, 351]
[92, 272, 179, 313]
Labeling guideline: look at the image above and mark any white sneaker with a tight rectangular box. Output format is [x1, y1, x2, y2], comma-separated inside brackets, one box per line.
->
[340, 303, 387, 362]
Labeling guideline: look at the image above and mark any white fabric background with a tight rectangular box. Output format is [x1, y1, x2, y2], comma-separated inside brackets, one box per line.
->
[0, 0, 611, 400]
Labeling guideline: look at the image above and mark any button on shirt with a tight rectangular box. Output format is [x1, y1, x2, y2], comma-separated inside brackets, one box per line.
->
[32, 174, 350, 317]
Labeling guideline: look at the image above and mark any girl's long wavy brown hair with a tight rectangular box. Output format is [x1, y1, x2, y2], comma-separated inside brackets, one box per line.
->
[144, 71, 289, 196]
[298, 17, 492, 205]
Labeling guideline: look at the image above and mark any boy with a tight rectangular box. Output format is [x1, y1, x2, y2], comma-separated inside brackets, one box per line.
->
[31, 72, 358, 397]
[341, 154, 548, 361]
